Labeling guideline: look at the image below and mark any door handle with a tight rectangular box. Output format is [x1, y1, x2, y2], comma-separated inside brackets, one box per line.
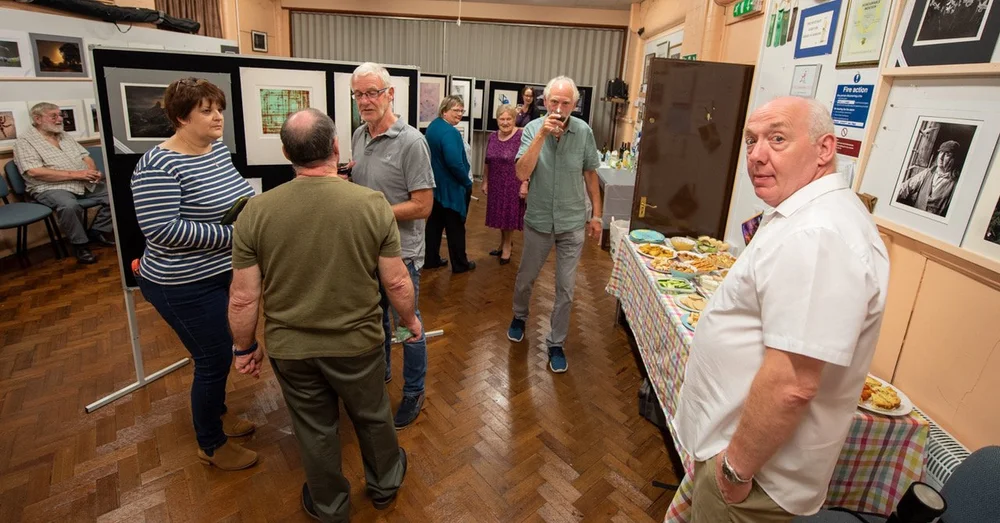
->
[639, 196, 657, 218]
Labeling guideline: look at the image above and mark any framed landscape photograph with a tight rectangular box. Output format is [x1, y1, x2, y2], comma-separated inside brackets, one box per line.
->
[0, 30, 33, 77]
[30, 33, 87, 78]
[837, 0, 894, 67]
[120, 83, 172, 141]
[892, 0, 1000, 66]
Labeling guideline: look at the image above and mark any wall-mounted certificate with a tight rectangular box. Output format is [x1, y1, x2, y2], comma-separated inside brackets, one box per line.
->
[837, 0, 893, 67]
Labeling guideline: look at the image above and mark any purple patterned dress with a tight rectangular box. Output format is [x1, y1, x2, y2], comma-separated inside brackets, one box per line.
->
[485, 129, 526, 231]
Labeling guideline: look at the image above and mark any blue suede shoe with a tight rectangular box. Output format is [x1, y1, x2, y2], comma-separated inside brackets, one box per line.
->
[548, 346, 568, 373]
[507, 317, 525, 342]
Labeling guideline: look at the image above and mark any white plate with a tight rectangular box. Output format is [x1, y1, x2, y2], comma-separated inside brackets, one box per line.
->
[858, 375, 914, 417]
[636, 243, 676, 259]
[673, 295, 706, 313]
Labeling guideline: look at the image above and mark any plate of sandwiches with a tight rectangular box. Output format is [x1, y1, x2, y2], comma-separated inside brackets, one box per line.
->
[858, 375, 914, 417]
[674, 294, 707, 313]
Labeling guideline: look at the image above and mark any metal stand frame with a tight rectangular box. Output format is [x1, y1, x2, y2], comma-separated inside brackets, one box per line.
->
[85, 289, 190, 413]
[391, 329, 444, 345]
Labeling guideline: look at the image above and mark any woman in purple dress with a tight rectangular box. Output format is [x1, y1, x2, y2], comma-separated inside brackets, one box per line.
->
[483, 104, 528, 264]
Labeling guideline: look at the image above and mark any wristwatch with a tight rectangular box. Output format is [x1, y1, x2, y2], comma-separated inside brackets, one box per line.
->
[722, 453, 752, 484]
[590, 216, 603, 223]
[233, 340, 258, 356]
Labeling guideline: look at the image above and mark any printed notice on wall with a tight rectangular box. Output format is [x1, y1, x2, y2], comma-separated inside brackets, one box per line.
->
[832, 83, 874, 129]
[800, 11, 835, 49]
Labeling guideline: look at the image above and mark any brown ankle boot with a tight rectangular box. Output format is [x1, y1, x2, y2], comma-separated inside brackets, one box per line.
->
[222, 413, 256, 437]
[197, 441, 258, 471]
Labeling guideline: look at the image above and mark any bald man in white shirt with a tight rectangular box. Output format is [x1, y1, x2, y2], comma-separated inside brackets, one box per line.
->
[672, 96, 890, 521]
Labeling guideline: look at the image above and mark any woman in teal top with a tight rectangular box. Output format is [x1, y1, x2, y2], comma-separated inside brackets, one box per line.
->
[424, 95, 475, 273]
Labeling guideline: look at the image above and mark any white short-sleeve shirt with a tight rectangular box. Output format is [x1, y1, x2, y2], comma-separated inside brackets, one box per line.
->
[672, 173, 890, 515]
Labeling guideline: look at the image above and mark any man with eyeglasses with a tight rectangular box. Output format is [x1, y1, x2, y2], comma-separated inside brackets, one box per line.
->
[13, 102, 114, 264]
[348, 62, 434, 430]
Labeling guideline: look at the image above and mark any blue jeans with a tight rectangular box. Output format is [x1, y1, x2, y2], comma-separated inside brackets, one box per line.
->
[138, 271, 233, 452]
[380, 260, 426, 398]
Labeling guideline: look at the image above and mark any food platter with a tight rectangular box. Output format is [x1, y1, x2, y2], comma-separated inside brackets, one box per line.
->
[637, 243, 676, 259]
[681, 312, 699, 331]
[673, 294, 707, 313]
[656, 278, 696, 294]
[858, 374, 914, 417]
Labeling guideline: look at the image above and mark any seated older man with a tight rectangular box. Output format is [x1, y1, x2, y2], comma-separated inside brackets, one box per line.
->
[13, 102, 113, 264]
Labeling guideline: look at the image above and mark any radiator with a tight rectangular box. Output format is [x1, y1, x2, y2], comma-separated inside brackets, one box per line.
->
[914, 407, 970, 491]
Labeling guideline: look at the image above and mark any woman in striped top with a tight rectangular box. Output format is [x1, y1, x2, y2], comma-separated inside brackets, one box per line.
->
[132, 78, 257, 471]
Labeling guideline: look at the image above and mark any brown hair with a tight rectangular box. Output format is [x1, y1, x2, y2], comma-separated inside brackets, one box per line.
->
[521, 86, 536, 99]
[163, 77, 227, 129]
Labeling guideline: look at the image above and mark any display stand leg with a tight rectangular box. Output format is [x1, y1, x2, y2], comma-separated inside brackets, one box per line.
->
[85, 289, 190, 413]
[391, 329, 444, 345]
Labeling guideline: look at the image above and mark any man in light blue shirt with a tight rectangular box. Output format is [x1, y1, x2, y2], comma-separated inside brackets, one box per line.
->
[505, 76, 603, 373]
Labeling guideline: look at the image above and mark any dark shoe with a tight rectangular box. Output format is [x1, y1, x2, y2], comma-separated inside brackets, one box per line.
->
[301, 482, 321, 521]
[87, 230, 115, 247]
[385, 371, 392, 384]
[499, 256, 511, 265]
[548, 346, 568, 373]
[489, 248, 502, 256]
[394, 392, 424, 429]
[452, 260, 476, 274]
[424, 258, 448, 269]
[507, 317, 525, 342]
[372, 448, 407, 509]
[74, 245, 97, 264]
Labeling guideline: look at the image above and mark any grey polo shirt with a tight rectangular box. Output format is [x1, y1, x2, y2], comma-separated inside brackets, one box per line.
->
[351, 119, 435, 270]
[517, 116, 601, 234]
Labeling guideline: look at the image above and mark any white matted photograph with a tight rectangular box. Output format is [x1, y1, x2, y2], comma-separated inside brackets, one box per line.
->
[251, 31, 268, 53]
[419, 75, 446, 128]
[915, 0, 994, 46]
[891, 117, 979, 221]
[962, 159, 1000, 261]
[120, 83, 173, 141]
[83, 98, 99, 139]
[239, 67, 326, 165]
[0, 101, 30, 149]
[456, 120, 470, 145]
[451, 78, 472, 117]
[0, 30, 34, 78]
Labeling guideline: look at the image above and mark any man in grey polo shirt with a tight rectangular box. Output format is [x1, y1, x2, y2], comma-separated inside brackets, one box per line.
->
[349, 62, 434, 429]
[506, 76, 603, 374]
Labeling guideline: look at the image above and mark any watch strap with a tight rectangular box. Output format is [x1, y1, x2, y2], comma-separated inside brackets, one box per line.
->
[233, 340, 258, 356]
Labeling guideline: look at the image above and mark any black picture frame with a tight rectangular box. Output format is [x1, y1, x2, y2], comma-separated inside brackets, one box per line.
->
[251, 31, 268, 53]
[897, 0, 1000, 66]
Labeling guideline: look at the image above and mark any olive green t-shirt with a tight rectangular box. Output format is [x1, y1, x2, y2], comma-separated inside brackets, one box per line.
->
[232, 176, 401, 359]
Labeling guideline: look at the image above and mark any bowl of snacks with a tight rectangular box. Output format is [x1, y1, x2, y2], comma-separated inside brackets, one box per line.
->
[669, 261, 697, 280]
[656, 278, 696, 294]
[695, 236, 729, 254]
[670, 236, 696, 251]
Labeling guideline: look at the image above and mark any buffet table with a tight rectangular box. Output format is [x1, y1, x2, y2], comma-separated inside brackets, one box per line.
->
[606, 238, 929, 522]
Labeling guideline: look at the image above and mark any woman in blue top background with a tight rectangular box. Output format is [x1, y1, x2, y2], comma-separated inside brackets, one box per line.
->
[424, 95, 476, 274]
[131, 78, 257, 471]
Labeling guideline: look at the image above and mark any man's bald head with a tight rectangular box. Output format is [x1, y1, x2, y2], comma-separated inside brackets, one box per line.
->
[280, 108, 338, 169]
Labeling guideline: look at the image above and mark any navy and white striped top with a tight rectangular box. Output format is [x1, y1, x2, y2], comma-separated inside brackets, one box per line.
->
[131, 141, 254, 285]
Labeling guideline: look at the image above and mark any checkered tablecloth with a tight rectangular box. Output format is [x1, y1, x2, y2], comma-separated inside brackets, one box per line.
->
[606, 239, 929, 522]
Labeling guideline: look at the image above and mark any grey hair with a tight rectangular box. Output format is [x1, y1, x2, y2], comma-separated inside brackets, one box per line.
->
[351, 62, 391, 89]
[802, 97, 835, 142]
[543, 76, 580, 103]
[29, 102, 60, 124]
[280, 108, 338, 169]
[495, 103, 517, 120]
[438, 95, 464, 117]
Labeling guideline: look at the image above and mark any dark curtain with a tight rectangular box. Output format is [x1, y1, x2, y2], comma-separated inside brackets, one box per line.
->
[155, 0, 223, 38]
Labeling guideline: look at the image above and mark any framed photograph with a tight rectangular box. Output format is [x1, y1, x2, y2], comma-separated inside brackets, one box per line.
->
[30, 99, 86, 139]
[794, 0, 843, 59]
[962, 163, 1000, 261]
[240, 67, 326, 165]
[450, 77, 473, 118]
[83, 98, 99, 139]
[473, 87, 484, 121]
[220, 44, 240, 55]
[103, 68, 236, 155]
[492, 89, 518, 118]
[456, 120, 470, 146]
[790, 64, 822, 97]
[120, 83, 172, 141]
[837, 0, 894, 67]
[892, 0, 1000, 66]
[419, 74, 447, 128]
[29, 33, 87, 78]
[251, 31, 267, 53]
[0, 101, 30, 149]
[0, 30, 34, 78]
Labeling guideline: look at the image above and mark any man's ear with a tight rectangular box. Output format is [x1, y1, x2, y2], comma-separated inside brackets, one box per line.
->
[332, 136, 340, 163]
[817, 133, 837, 168]
[281, 145, 291, 162]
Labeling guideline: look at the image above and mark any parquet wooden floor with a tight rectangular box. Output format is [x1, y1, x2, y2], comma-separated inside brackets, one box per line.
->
[0, 187, 679, 523]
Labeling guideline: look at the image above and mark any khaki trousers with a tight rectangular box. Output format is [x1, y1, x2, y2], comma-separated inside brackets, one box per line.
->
[690, 455, 793, 523]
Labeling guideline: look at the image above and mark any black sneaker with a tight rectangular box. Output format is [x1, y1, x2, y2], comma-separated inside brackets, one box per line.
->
[74, 245, 97, 264]
[301, 482, 321, 521]
[372, 447, 407, 510]
[87, 230, 115, 247]
[394, 393, 424, 429]
[507, 317, 525, 342]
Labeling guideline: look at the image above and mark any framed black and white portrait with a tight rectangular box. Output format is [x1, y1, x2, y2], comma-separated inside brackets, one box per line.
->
[251, 31, 268, 53]
[891, 117, 979, 221]
[962, 159, 1000, 261]
[892, 0, 1000, 66]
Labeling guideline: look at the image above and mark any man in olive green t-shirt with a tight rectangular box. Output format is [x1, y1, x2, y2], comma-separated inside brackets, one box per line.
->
[226, 109, 421, 521]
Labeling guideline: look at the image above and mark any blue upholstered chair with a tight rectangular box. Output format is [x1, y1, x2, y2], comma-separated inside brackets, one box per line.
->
[1, 162, 65, 265]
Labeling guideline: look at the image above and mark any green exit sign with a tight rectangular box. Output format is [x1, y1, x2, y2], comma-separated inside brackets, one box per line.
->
[682, 54, 697, 61]
[733, 0, 760, 17]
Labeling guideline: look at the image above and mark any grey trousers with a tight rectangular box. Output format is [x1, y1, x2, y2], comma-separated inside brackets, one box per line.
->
[33, 186, 112, 245]
[512, 224, 586, 348]
[271, 346, 405, 523]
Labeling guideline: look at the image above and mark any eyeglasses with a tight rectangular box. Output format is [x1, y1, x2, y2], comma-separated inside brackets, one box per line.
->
[44, 113, 63, 121]
[351, 87, 390, 101]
